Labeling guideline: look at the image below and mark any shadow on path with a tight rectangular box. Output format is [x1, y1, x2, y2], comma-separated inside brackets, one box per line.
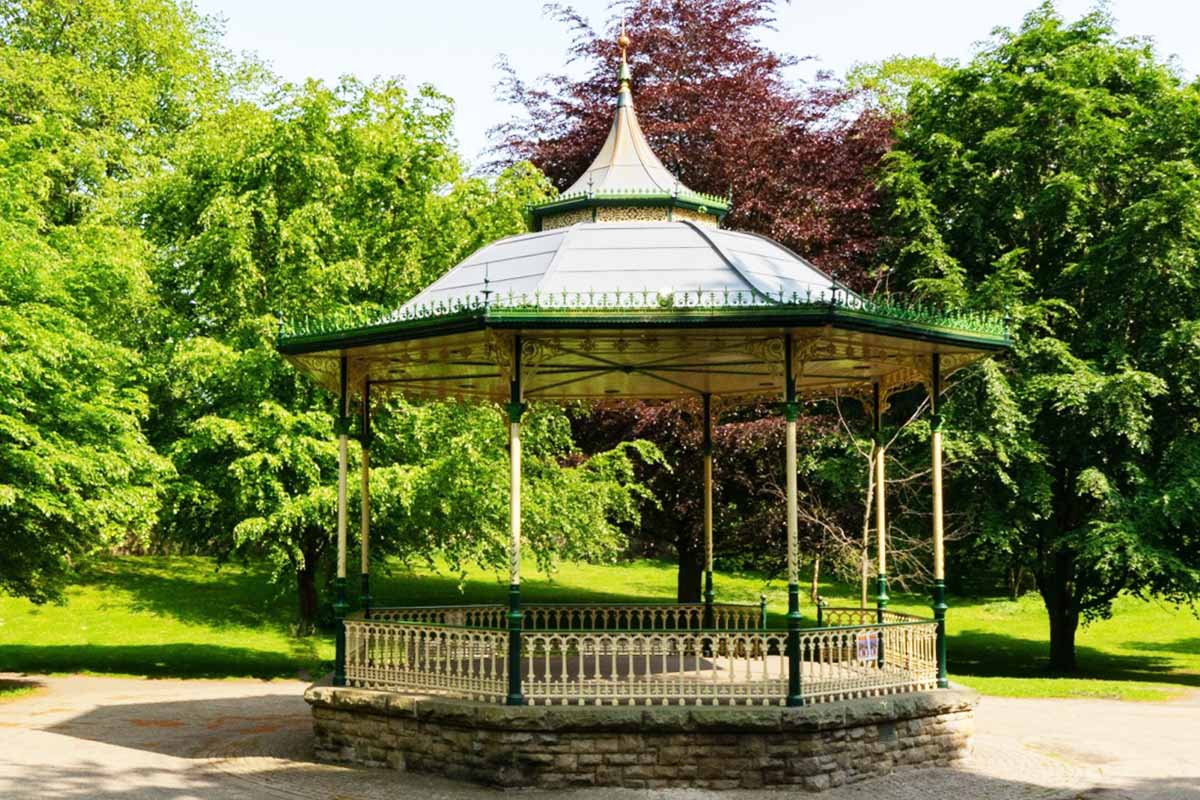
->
[46, 692, 313, 762]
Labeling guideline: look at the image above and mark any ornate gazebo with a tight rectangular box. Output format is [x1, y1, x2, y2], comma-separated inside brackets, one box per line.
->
[281, 31, 1008, 789]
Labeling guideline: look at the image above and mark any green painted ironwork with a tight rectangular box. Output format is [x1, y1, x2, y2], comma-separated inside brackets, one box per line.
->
[276, 287, 1011, 354]
[933, 579, 948, 688]
[507, 583, 522, 705]
[931, 352, 949, 688]
[507, 338, 524, 706]
[702, 393, 715, 631]
[333, 576, 348, 686]
[784, 337, 804, 707]
[527, 187, 731, 227]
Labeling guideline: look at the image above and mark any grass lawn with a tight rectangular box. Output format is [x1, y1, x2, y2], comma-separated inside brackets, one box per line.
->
[0, 555, 1196, 701]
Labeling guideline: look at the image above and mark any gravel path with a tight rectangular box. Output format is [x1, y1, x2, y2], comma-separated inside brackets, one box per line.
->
[1, 674, 1197, 799]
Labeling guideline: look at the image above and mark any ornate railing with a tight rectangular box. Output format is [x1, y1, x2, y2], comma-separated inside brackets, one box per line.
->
[363, 601, 765, 631]
[522, 629, 786, 706]
[799, 621, 938, 703]
[344, 617, 508, 702]
[522, 602, 764, 631]
[342, 602, 937, 707]
[363, 604, 507, 628]
[817, 605, 929, 627]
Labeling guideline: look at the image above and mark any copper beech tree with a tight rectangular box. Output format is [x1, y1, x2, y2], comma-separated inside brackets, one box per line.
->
[492, 0, 898, 601]
[491, 0, 894, 278]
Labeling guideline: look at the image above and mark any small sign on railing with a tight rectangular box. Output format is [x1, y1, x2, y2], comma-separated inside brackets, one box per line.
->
[855, 632, 880, 663]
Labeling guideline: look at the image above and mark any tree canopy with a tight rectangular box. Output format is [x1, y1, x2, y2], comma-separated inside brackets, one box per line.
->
[138, 76, 652, 625]
[492, 0, 894, 276]
[0, 0, 219, 601]
[882, 3, 1200, 669]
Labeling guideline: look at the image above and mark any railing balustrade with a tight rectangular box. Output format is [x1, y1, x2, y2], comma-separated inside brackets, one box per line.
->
[798, 621, 938, 703]
[522, 629, 787, 705]
[342, 603, 938, 707]
[344, 618, 508, 702]
[522, 602, 763, 631]
[818, 605, 929, 627]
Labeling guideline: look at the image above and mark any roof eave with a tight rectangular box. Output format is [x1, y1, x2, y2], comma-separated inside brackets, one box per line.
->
[276, 305, 1011, 358]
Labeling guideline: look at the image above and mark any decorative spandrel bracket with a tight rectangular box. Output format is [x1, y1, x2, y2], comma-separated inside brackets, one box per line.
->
[741, 336, 786, 377]
[486, 330, 551, 387]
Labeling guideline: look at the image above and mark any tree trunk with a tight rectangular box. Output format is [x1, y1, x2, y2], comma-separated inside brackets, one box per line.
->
[297, 562, 319, 634]
[1040, 549, 1079, 672]
[676, 540, 703, 603]
[1048, 607, 1079, 672]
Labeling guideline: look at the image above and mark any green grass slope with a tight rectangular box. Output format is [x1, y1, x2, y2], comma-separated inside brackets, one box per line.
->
[0, 556, 1195, 700]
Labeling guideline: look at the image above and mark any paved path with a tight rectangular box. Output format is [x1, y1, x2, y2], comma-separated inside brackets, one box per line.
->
[0, 674, 1197, 799]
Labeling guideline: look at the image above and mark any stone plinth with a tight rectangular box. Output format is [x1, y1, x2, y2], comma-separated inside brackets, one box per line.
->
[304, 685, 976, 790]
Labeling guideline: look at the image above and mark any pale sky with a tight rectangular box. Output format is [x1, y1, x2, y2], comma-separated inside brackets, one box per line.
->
[192, 1, 1199, 168]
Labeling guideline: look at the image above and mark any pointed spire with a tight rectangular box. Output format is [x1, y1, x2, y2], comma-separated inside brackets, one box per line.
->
[528, 17, 729, 228]
[560, 21, 680, 196]
[617, 20, 632, 107]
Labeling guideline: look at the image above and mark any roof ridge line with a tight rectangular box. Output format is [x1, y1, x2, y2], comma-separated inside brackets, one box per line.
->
[533, 221, 581, 293]
[676, 219, 765, 298]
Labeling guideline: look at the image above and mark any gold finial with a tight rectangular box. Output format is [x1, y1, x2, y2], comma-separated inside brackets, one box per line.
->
[618, 20, 630, 59]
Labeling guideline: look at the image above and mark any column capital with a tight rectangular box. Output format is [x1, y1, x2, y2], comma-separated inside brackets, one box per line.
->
[506, 401, 527, 423]
[930, 414, 944, 432]
[333, 415, 353, 436]
[781, 401, 801, 421]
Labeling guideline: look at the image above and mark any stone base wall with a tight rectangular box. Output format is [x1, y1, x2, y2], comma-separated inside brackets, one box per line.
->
[305, 685, 976, 790]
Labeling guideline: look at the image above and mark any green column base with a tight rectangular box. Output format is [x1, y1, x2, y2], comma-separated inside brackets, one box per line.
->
[933, 579, 949, 688]
[333, 576, 348, 687]
[786, 582, 803, 706]
[702, 570, 715, 656]
[506, 583, 523, 706]
[360, 573, 371, 619]
[703, 570, 714, 626]
[875, 574, 888, 668]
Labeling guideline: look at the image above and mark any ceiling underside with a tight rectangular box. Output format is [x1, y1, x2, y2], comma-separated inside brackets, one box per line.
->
[287, 325, 994, 404]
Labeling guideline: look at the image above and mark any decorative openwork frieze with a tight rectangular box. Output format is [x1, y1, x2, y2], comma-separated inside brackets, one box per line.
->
[280, 287, 1010, 342]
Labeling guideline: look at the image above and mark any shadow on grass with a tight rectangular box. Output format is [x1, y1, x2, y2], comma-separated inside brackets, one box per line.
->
[0, 677, 44, 701]
[0, 643, 323, 680]
[369, 564, 688, 607]
[950, 629, 1200, 688]
[77, 558, 297, 633]
[1121, 636, 1200, 655]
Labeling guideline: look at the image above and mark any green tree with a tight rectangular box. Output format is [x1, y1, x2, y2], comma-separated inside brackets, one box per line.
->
[846, 55, 951, 116]
[882, 4, 1200, 670]
[141, 78, 651, 627]
[0, 0, 219, 601]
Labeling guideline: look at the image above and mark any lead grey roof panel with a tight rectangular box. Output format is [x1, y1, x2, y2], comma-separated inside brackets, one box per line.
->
[390, 222, 844, 317]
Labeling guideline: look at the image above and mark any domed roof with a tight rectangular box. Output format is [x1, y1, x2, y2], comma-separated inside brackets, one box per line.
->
[276, 28, 1009, 403]
[396, 220, 842, 317]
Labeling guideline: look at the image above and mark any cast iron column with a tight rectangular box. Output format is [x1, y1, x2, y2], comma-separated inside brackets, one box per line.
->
[873, 382, 889, 623]
[702, 393, 715, 630]
[506, 336, 525, 705]
[931, 354, 949, 687]
[333, 356, 350, 686]
[784, 336, 803, 706]
[359, 379, 372, 618]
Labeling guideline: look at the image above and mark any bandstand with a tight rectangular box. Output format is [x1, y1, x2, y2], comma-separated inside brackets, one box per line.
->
[278, 31, 1009, 790]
